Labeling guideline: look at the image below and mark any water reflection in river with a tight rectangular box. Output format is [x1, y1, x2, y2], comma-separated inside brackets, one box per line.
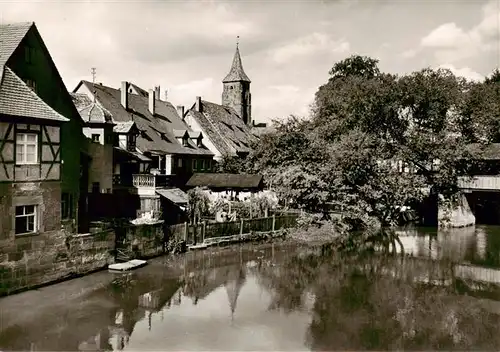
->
[2, 226, 500, 351]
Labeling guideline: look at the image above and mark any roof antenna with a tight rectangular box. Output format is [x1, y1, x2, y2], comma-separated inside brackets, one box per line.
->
[236, 36, 239, 49]
[91, 67, 96, 102]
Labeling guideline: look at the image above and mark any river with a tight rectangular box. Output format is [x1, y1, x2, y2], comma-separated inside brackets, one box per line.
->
[2, 225, 500, 351]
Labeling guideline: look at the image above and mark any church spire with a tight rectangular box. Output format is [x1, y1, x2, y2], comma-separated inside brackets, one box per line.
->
[223, 37, 251, 83]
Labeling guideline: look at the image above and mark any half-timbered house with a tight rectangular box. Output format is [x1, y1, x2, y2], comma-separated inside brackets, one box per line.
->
[0, 22, 87, 239]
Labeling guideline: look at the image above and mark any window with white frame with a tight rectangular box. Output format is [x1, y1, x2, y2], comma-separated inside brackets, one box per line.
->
[118, 135, 127, 149]
[16, 133, 38, 164]
[178, 158, 183, 168]
[15, 205, 37, 234]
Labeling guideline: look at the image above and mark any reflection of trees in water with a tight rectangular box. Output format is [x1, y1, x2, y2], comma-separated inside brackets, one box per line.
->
[254, 251, 500, 350]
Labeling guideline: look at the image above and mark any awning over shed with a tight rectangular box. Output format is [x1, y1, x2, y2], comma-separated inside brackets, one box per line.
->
[186, 173, 264, 190]
[156, 188, 188, 205]
[113, 147, 152, 163]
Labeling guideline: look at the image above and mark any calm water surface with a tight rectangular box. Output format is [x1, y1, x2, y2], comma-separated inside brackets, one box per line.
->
[2, 225, 500, 351]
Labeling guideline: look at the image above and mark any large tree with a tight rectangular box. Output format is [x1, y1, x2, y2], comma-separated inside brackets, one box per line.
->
[247, 55, 492, 246]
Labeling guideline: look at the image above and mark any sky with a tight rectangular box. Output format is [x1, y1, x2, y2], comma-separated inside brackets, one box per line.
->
[0, 0, 499, 124]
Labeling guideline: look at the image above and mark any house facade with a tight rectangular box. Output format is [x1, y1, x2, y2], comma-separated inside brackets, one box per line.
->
[183, 45, 262, 161]
[0, 22, 86, 242]
[72, 80, 214, 219]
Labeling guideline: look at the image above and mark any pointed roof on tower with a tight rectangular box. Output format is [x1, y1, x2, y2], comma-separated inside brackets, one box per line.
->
[223, 39, 251, 83]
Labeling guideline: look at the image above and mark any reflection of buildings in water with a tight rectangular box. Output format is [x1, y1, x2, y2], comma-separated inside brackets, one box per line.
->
[476, 228, 487, 260]
[78, 332, 104, 352]
[108, 326, 130, 352]
[225, 266, 247, 321]
[430, 236, 439, 260]
[114, 310, 124, 326]
[138, 290, 161, 310]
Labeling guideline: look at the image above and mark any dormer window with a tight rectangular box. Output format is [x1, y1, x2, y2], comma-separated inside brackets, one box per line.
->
[128, 133, 136, 150]
[182, 136, 189, 147]
[196, 137, 203, 147]
[25, 79, 36, 93]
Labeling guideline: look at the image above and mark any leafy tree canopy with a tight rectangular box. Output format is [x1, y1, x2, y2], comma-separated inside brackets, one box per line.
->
[247, 55, 496, 240]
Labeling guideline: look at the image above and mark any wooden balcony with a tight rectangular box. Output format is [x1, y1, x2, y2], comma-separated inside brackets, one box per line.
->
[132, 174, 175, 196]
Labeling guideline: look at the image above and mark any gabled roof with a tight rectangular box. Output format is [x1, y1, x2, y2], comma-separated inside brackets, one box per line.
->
[129, 83, 148, 98]
[0, 65, 69, 122]
[74, 80, 213, 156]
[186, 173, 263, 189]
[223, 46, 251, 83]
[188, 131, 203, 139]
[113, 120, 136, 134]
[187, 100, 257, 156]
[0, 22, 33, 66]
[173, 129, 189, 139]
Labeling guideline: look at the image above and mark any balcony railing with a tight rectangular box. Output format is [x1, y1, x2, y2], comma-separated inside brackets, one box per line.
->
[458, 176, 500, 191]
[132, 174, 175, 189]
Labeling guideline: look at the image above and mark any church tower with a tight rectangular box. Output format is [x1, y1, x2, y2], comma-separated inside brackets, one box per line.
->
[222, 39, 252, 126]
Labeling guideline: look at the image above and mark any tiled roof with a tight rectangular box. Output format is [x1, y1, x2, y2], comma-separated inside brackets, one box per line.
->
[156, 188, 188, 205]
[0, 22, 33, 66]
[129, 83, 148, 98]
[187, 101, 257, 156]
[70, 92, 113, 124]
[79, 103, 113, 124]
[77, 81, 213, 156]
[113, 121, 136, 133]
[0, 65, 69, 122]
[223, 46, 251, 83]
[186, 173, 263, 189]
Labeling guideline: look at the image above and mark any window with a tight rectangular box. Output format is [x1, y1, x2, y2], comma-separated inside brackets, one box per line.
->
[200, 159, 205, 170]
[16, 133, 38, 164]
[182, 137, 188, 147]
[92, 182, 100, 193]
[192, 159, 197, 170]
[25, 79, 36, 93]
[91, 134, 100, 142]
[61, 193, 73, 219]
[119, 135, 127, 149]
[127, 134, 136, 149]
[15, 205, 37, 234]
[178, 158, 183, 168]
[24, 46, 34, 64]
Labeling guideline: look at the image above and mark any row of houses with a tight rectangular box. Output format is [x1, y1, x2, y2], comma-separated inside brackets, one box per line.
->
[0, 22, 267, 241]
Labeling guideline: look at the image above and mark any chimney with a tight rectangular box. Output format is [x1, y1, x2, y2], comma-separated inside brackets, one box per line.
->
[176, 105, 185, 118]
[195, 96, 202, 112]
[148, 89, 156, 115]
[121, 81, 129, 110]
[164, 89, 168, 101]
[154, 86, 160, 100]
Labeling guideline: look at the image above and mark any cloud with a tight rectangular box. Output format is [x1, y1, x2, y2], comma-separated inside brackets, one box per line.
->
[419, 1, 500, 63]
[438, 64, 484, 82]
[168, 78, 215, 106]
[272, 33, 350, 64]
[401, 49, 417, 59]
